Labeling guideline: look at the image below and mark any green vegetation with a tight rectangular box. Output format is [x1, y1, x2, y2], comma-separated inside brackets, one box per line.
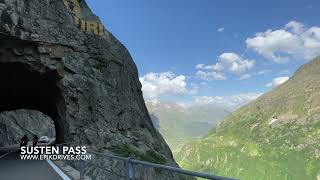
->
[147, 102, 229, 152]
[95, 62, 107, 72]
[111, 145, 167, 164]
[144, 150, 167, 165]
[175, 57, 320, 180]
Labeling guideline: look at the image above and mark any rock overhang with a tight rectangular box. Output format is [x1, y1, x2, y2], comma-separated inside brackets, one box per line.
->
[0, 1, 183, 179]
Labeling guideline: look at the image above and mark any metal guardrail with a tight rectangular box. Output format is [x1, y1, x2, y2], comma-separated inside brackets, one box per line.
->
[0, 143, 239, 180]
[80, 150, 239, 180]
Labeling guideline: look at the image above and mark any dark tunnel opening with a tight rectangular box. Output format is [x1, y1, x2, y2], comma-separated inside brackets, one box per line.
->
[0, 62, 65, 143]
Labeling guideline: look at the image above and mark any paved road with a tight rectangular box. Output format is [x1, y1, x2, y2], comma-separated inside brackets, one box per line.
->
[0, 146, 63, 180]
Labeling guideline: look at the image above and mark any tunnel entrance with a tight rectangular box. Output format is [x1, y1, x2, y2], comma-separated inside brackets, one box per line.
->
[0, 109, 56, 147]
[0, 62, 65, 143]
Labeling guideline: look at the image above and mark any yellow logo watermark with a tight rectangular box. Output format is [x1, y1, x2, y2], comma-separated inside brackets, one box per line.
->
[63, 0, 105, 36]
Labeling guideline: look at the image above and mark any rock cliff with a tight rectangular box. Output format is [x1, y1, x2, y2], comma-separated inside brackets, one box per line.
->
[0, 0, 182, 179]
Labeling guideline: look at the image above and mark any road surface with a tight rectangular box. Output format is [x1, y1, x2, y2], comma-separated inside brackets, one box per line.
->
[0, 146, 63, 180]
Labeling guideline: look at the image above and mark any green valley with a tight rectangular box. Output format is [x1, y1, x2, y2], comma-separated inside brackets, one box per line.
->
[147, 101, 230, 152]
[176, 57, 320, 180]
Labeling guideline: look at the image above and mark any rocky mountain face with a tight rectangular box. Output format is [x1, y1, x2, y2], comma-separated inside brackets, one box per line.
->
[0, 0, 183, 179]
[176, 57, 320, 180]
[0, 109, 55, 146]
[147, 101, 229, 151]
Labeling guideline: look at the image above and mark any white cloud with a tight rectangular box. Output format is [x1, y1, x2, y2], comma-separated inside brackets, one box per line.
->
[200, 82, 208, 86]
[218, 27, 225, 32]
[195, 64, 205, 69]
[190, 83, 199, 95]
[196, 52, 255, 81]
[139, 72, 188, 100]
[195, 93, 263, 110]
[239, 74, 251, 80]
[266, 76, 290, 88]
[218, 53, 256, 74]
[196, 63, 224, 71]
[286, 21, 304, 34]
[196, 96, 224, 105]
[279, 69, 290, 75]
[246, 21, 320, 63]
[257, 69, 272, 75]
[196, 71, 226, 81]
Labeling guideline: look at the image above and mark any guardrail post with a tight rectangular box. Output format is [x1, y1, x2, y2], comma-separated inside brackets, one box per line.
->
[80, 159, 85, 180]
[87, 150, 238, 180]
[126, 158, 135, 180]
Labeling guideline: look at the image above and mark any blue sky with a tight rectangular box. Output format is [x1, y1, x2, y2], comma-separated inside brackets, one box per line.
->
[86, 0, 320, 107]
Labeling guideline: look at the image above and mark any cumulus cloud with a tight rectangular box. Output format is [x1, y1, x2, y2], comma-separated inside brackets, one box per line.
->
[196, 52, 255, 81]
[195, 64, 205, 69]
[139, 72, 187, 100]
[266, 76, 290, 88]
[217, 53, 256, 74]
[195, 93, 263, 110]
[246, 21, 320, 63]
[197, 63, 224, 71]
[239, 74, 251, 80]
[217, 27, 225, 32]
[196, 71, 226, 81]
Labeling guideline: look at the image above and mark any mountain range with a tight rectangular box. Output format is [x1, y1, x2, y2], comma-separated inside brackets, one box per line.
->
[176, 57, 320, 180]
[146, 101, 230, 151]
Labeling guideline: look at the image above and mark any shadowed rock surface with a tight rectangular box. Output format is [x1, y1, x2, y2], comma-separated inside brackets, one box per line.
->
[0, 0, 187, 179]
[0, 109, 55, 146]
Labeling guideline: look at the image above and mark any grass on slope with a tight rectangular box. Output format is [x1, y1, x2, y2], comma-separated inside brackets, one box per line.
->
[176, 116, 320, 180]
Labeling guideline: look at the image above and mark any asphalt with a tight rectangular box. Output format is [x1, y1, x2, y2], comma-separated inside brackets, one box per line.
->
[0, 146, 63, 180]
